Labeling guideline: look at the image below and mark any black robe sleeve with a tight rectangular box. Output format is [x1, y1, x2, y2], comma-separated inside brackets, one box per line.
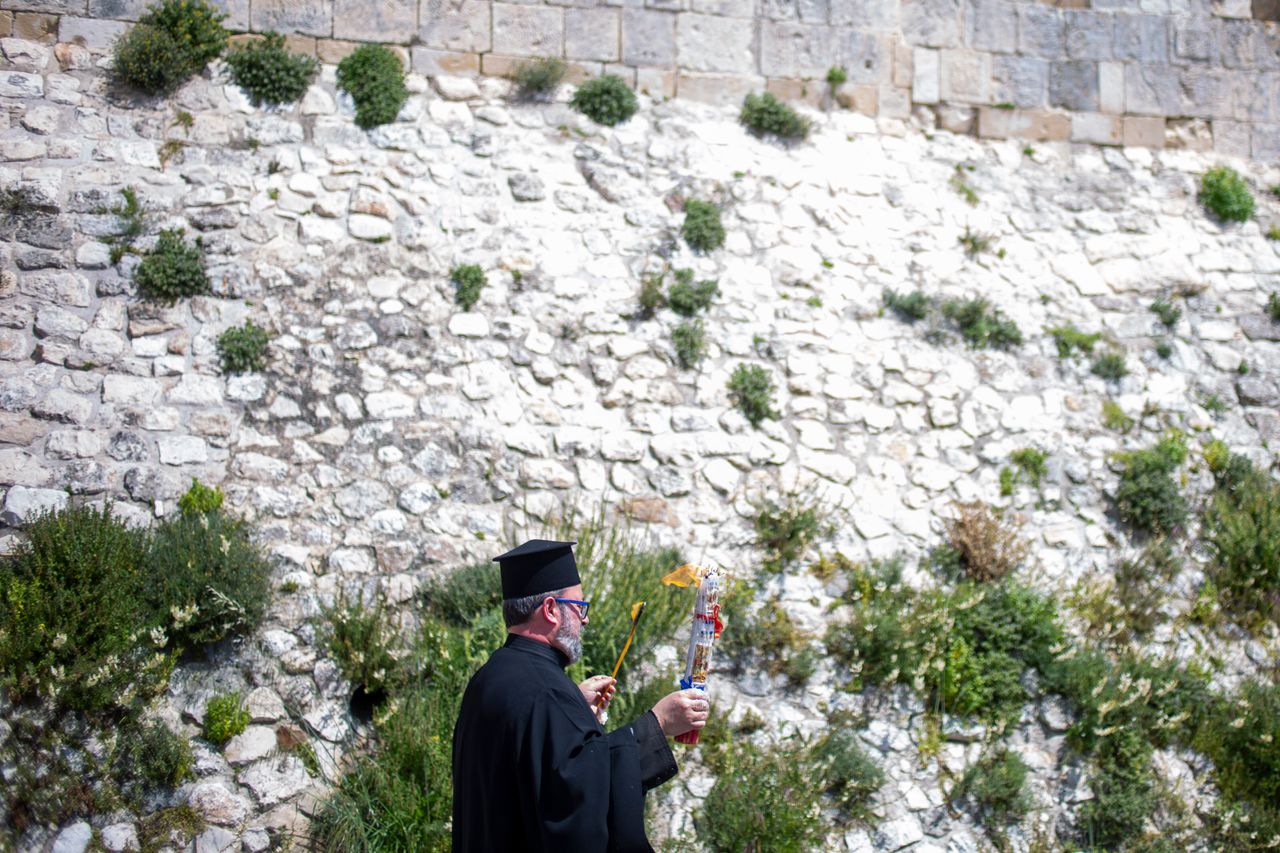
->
[628, 710, 678, 792]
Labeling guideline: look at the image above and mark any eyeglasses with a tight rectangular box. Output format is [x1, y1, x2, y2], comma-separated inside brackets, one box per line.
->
[553, 598, 590, 619]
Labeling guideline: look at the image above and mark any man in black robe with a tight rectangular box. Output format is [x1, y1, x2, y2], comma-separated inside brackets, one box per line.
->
[452, 539, 709, 852]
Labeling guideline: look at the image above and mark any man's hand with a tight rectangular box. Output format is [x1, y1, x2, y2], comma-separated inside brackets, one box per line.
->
[651, 688, 710, 738]
[578, 675, 617, 722]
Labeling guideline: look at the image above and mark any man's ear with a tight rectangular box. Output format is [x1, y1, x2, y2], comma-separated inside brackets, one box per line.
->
[540, 595, 560, 626]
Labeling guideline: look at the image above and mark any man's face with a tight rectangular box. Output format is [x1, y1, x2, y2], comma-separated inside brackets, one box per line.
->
[551, 584, 586, 664]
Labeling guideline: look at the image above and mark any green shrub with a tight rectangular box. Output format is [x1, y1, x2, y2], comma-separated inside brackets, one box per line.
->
[1079, 726, 1160, 849]
[1009, 448, 1047, 487]
[569, 74, 637, 126]
[1269, 292, 1280, 322]
[112, 0, 228, 95]
[134, 229, 208, 302]
[825, 66, 847, 87]
[740, 92, 809, 141]
[672, 320, 707, 369]
[681, 200, 725, 253]
[1047, 324, 1101, 359]
[319, 593, 405, 695]
[217, 320, 271, 374]
[1195, 679, 1280, 837]
[1155, 337, 1173, 359]
[337, 44, 408, 129]
[512, 57, 566, 101]
[698, 738, 828, 853]
[421, 561, 502, 627]
[1091, 350, 1128, 380]
[728, 363, 778, 428]
[104, 186, 150, 263]
[941, 297, 1022, 350]
[112, 25, 190, 95]
[138, 806, 206, 852]
[1200, 166, 1255, 222]
[883, 288, 930, 322]
[178, 477, 224, 516]
[1102, 399, 1134, 433]
[637, 272, 665, 318]
[1150, 296, 1182, 329]
[667, 268, 718, 315]
[203, 691, 249, 745]
[721, 599, 818, 687]
[144, 510, 271, 648]
[0, 504, 171, 713]
[450, 263, 486, 310]
[225, 32, 319, 107]
[1114, 433, 1188, 535]
[813, 726, 883, 820]
[944, 500, 1028, 583]
[118, 720, 195, 790]
[953, 748, 1030, 828]
[958, 225, 996, 258]
[1202, 454, 1280, 628]
[754, 494, 833, 575]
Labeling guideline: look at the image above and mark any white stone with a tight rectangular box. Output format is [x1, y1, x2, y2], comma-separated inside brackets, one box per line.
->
[192, 826, 237, 853]
[167, 374, 223, 405]
[703, 458, 740, 493]
[238, 756, 312, 807]
[158, 435, 208, 465]
[434, 75, 482, 100]
[449, 312, 490, 337]
[99, 823, 139, 852]
[224, 726, 278, 766]
[365, 391, 416, 418]
[245, 687, 287, 723]
[873, 815, 923, 851]
[0, 71, 43, 98]
[350, 213, 394, 241]
[52, 822, 92, 853]
[1, 486, 68, 526]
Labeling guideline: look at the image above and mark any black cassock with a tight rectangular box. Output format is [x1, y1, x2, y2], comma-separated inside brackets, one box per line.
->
[452, 635, 678, 852]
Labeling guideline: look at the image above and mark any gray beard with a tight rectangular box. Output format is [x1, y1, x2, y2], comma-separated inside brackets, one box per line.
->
[553, 620, 583, 665]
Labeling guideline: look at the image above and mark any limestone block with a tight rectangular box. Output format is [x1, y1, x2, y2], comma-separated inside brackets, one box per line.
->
[835, 82, 878, 114]
[1208, 117, 1249, 155]
[912, 47, 939, 104]
[1179, 66, 1235, 118]
[760, 22, 836, 77]
[0, 70, 43, 98]
[636, 66, 677, 96]
[976, 106, 1069, 139]
[1175, 25, 1216, 62]
[251, 0, 334, 38]
[1251, 123, 1280, 161]
[238, 756, 311, 807]
[1219, 19, 1255, 68]
[939, 49, 989, 103]
[1, 486, 67, 526]
[842, 30, 888, 85]
[765, 77, 823, 107]
[334, 0, 415, 41]
[1048, 59, 1097, 111]
[675, 70, 762, 103]
[14, 12, 58, 43]
[1063, 9, 1113, 60]
[1243, 71, 1277, 122]
[566, 8, 619, 62]
[420, 0, 490, 52]
[692, 0, 755, 16]
[99, 823, 138, 852]
[492, 4, 562, 56]
[1099, 60, 1123, 113]
[675, 13, 754, 73]
[225, 726, 278, 766]
[87, 0, 146, 20]
[901, 0, 960, 48]
[1114, 14, 1169, 62]
[991, 54, 1047, 108]
[411, 47, 480, 75]
[32, 389, 92, 425]
[964, 0, 1017, 53]
[1124, 63, 1179, 115]
[1017, 5, 1063, 57]
[1071, 111, 1121, 144]
[935, 104, 974, 131]
[621, 9, 675, 66]
[832, 0, 895, 27]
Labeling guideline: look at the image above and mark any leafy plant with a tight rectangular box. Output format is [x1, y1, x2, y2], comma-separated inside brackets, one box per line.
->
[883, 288, 929, 322]
[225, 31, 319, 106]
[117, 720, 195, 790]
[1202, 453, 1280, 628]
[727, 363, 779, 428]
[681, 200, 725, 253]
[1150, 296, 1182, 329]
[944, 500, 1028, 583]
[1047, 324, 1101, 359]
[569, 74, 637, 126]
[337, 44, 408, 129]
[1102, 399, 1134, 433]
[740, 92, 809, 141]
[1091, 350, 1128, 380]
[320, 593, 404, 695]
[698, 737, 828, 852]
[217, 320, 271, 374]
[1114, 433, 1188, 535]
[812, 725, 883, 820]
[1001, 447, 1047, 496]
[667, 268, 718, 315]
[825, 66, 847, 87]
[512, 57, 566, 101]
[1199, 166, 1255, 222]
[178, 477, 224, 516]
[421, 561, 502, 627]
[953, 748, 1030, 828]
[143, 0, 228, 67]
[112, 0, 228, 95]
[202, 691, 249, 745]
[672, 320, 706, 369]
[721, 599, 818, 687]
[1155, 338, 1173, 360]
[1268, 292, 1280, 322]
[637, 272, 665, 318]
[950, 165, 979, 206]
[940, 297, 1022, 350]
[958, 225, 996, 258]
[133, 229, 208, 302]
[451, 264, 486, 311]
[754, 494, 833, 575]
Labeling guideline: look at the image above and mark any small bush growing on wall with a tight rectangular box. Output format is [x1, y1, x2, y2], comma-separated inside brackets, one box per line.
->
[952, 747, 1030, 829]
[337, 44, 409, 129]
[681, 200, 725, 253]
[728, 363, 778, 428]
[1202, 451, 1280, 629]
[753, 493, 834, 574]
[944, 501, 1028, 583]
[940, 297, 1022, 350]
[217, 320, 271, 374]
[1091, 350, 1128, 381]
[698, 738, 829, 852]
[740, 92, 809, 141]
[225, 32, 319, 107]
[117, 720, 195, 790]
[883, 288, 930, 322]
[1047, 324, 1101, 359]
[1114, 433, 1188, 535]
[319, 593, 405, 695]
[202, 692, 250, 745]
[144, 0, 228, 67]
[672, 319, 707, 369]
[1199, 166, 1254, 222]
[569, 74, 637, 126]
[451, 264, 487, 310]
[112, 0, 228, 95]
[637, 272, 665, 318]
[134, 229, 209, 302]
[178, 477, 224, 516]
[512, 57, 566, 101]
[667, 269, 718, 315]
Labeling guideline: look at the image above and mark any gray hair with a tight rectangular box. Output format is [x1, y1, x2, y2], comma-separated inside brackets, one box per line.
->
[502, 587, 570, 628]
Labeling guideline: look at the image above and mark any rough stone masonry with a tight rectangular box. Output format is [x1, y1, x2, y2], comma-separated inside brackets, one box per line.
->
[4, 0, 1280, 154]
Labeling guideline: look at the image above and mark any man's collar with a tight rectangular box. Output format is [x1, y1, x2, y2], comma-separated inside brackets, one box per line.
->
[504, 633, 571, 669]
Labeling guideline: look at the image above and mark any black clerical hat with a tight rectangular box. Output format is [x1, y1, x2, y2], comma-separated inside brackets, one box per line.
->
[494, 539, 580, 599]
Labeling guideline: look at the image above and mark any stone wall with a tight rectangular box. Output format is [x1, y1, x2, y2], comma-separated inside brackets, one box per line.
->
[3, 0, 1279, 152]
